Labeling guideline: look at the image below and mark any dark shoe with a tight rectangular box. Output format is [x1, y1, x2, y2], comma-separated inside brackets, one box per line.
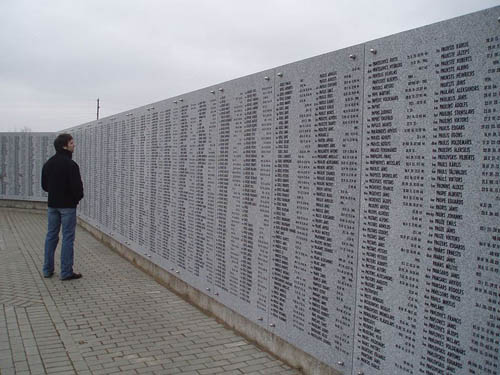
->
[61, 273, 82, 281]
[43, 272, 54, 278]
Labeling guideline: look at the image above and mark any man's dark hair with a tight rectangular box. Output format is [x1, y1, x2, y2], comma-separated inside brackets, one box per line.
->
[54, 133, 73, 152]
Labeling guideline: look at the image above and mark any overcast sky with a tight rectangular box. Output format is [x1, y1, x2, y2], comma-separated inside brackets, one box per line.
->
[0, 0, 498, 132]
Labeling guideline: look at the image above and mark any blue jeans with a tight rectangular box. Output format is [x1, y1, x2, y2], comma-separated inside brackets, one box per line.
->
[43, 207, 77, 279]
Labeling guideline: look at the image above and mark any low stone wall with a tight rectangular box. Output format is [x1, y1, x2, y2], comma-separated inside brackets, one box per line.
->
[0, 199, 46, 212]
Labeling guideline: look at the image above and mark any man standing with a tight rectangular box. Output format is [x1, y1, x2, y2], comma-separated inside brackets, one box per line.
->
[41, 133, 84, 280]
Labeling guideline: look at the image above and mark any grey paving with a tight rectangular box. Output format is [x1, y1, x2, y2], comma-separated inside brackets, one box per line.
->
[0, 208, 301, 375]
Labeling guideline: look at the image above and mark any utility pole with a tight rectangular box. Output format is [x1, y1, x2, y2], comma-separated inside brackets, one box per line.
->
[96, 98, 100, 120]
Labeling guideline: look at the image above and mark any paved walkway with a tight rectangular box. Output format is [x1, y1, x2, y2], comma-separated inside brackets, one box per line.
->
[0, 209, 301, 375]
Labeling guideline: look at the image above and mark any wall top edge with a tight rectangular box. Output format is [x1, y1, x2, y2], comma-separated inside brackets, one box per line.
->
[363, 5, 499, 45]
[54, 5, 499, 133]
[0, 132, 56, 135]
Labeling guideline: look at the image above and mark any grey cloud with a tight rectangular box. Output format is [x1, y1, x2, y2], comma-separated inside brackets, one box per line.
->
[0, 0, 498, 132]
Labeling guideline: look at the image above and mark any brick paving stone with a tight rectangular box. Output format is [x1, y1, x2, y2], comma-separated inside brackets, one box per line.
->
[220, 370, 244, 375]
[259, 365, 286, 374]
[136, 368, 159, 375]
[199, 368, 226, 375]
[181, 363, 207, 371]
[224, 362, 247, 371]
[0, 359, 14, 370]
[14, 362, 30, 371]
[229, 354, 257, 364]
[246, 357, 270, 366]
[0, 209, 302, 375]
[27, 365, 45, 373]
[244, 364, 268, 372]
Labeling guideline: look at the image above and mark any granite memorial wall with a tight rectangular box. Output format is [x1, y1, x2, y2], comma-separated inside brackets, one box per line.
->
[0, 132, 53, 201]
[1, 7, 499, 375]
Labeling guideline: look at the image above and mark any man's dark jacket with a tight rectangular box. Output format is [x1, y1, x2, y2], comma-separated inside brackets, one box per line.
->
[41, 149, 84, 208]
